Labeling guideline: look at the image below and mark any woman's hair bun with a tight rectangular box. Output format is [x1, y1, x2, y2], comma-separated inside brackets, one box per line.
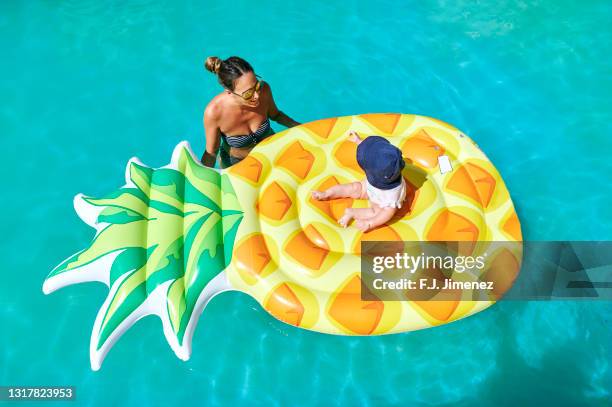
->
[204, 56, 222, 74]
[204, 56, 253, 90]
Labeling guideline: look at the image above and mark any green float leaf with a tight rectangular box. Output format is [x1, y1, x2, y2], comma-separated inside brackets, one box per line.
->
[44, 142, 243, 369]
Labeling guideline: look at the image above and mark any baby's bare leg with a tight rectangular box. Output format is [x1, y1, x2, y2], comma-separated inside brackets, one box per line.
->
[338, 207, 376, 228]
[354, 206, 398, 232]
[348, 207, 377, 219]
[312, 181, 363, 201]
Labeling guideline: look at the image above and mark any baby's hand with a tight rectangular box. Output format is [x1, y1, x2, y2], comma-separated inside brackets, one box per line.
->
[348, 131, 361, 144]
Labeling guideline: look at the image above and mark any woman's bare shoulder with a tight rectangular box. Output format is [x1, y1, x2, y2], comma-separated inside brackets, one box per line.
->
[204, 93, 227, 120]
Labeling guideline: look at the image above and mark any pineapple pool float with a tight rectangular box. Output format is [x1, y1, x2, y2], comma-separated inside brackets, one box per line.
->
[43, 113, 522, 370]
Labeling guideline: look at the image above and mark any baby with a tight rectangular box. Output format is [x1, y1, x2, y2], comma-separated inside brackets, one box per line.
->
[312, 131, 406, 232]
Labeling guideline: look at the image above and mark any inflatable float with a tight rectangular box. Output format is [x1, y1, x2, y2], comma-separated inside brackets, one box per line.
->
[43, 113, 522, 370]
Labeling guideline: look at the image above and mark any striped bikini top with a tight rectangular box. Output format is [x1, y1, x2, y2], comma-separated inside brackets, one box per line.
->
[220, 118, 274, 148]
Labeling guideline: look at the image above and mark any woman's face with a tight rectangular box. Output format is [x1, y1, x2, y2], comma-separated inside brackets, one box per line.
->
[231, 72, 261, 108]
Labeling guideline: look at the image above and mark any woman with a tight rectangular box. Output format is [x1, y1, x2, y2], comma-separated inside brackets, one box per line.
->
[201, 56, 300, 167]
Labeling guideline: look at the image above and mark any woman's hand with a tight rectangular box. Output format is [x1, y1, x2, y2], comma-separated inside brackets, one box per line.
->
[200, 150, 217, 167]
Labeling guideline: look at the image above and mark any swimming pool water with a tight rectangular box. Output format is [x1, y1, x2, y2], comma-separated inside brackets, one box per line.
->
[1, 1, 611, 405]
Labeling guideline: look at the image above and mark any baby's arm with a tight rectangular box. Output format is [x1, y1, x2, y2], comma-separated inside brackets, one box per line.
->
[348, 130, 362, 144]
[355, 206, 397, 232]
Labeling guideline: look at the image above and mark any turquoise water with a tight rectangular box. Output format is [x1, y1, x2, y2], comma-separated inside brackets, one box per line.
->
[1, 0, 611, 405]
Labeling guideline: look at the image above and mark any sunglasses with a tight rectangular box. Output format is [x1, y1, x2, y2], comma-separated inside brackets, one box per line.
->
[230, 74, 262, 101]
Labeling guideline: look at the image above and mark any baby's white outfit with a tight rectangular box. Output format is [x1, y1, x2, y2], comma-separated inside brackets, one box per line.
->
[362, 178, 407, 208]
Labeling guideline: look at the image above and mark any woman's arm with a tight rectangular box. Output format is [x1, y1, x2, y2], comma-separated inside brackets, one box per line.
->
[271, 110, 300, 128]
[201, 105, 221, 167]
[265, 82, 300, 127]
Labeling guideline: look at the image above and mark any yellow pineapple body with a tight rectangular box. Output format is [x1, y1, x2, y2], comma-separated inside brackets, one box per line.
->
[226, 113, 522, 335]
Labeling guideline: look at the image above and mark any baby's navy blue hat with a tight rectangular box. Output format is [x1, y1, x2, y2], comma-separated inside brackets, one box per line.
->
[356, 135, 405, 190]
